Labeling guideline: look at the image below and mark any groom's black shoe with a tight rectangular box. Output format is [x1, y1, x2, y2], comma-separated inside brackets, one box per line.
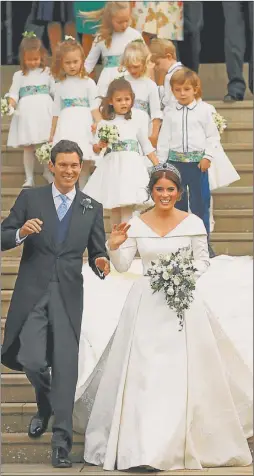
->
[52, 448, 72, 468]
[28, 412, 51, 438]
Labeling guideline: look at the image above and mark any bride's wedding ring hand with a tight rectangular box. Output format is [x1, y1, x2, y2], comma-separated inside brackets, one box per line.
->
[108, 223, 131, 250]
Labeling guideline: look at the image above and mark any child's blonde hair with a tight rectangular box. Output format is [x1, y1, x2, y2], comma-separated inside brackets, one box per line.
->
[150, 38, 177, 62]
[100, 78, 135, 120]
[19, 36, 47, 75]
[120, 39, 151, 76]
[51, 38, 88, 81]
[170, 68, 202, 99]
[78, 2, 131, 48]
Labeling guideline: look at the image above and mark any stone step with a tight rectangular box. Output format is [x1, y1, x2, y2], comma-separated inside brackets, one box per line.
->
[2, 120, 253, 148]
[222, 144, 253, 165]
[2, 143, 252, 168]
[221, 122, 253, 144]
[212, 187, 253, 209]
[1, 432, 84, 464]
[2, 291, 13, 318]
[229, 164, 253, 187]
[1, 166, 48, 188]
[1, 463, 87, 475]
[1, 62, 253, 101]
[205, 100, 253, 122]
[2, 403, 52, 434]
[2, 374, 35, 403]
[213, 209, 253, 233]
[1, 433, 253, 468]
[1, 463, 253, 476]
[2, 185, 253, 215]
[210, 232, 253, 256]
[1, 163, 252, 189]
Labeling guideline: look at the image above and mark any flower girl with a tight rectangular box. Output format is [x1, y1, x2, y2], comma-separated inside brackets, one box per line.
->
[6, 32, 55, 187]
[83, 78, 159, 227]
[80, 2, 142, 97]
[50, 37, 100, 188]
[120, 39, 162, 148]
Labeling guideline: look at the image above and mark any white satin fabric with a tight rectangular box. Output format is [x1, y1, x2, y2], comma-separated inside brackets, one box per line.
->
[74, 214, 253, 471]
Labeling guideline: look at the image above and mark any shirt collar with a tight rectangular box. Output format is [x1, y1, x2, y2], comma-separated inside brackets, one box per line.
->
[52, 182, 76, 201]
[167, 62, 182, 75]
[176, 99, 197, 111]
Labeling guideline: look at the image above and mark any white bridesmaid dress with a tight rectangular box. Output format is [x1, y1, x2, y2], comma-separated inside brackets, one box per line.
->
[74, 214, 252, 471]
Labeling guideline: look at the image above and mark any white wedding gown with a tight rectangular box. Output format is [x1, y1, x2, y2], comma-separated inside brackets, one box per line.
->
[74, 214, 253, 471]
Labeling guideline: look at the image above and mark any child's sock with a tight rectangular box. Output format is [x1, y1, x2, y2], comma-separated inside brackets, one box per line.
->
[209, 196, 215, 232]
[79, 161, 92, 190]
[23, 149, 35, 186]
[43, 165, 54, 184]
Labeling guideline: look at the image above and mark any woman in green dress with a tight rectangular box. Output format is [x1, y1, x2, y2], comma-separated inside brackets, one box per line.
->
[74, 1, 106, 61]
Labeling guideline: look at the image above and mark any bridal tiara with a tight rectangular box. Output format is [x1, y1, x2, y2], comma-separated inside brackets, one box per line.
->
[149, 163, 182, 180]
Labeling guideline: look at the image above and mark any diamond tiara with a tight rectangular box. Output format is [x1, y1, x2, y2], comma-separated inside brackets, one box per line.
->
[149, 162, 182, 180]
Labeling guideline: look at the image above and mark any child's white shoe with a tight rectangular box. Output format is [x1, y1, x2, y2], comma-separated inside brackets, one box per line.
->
[22, 178, 34, 188]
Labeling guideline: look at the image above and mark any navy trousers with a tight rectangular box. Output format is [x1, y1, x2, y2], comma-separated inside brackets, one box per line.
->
[168, 161, 210, 235]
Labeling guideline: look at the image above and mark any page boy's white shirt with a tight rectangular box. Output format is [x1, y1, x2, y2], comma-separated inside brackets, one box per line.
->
[159, 61, 183, 111]
[157, 99, 221, 163]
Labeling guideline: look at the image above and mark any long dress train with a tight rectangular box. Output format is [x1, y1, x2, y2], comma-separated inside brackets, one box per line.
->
[74, 214, 252, 471]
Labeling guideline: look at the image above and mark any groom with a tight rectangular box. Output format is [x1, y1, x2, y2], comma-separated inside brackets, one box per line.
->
[1, 140, 110, 468]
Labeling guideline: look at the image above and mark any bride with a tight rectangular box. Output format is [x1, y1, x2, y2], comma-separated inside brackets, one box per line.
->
[74, 163, 253, 471]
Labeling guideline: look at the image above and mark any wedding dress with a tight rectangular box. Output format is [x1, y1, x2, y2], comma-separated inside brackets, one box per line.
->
[74, 214, 253, 470]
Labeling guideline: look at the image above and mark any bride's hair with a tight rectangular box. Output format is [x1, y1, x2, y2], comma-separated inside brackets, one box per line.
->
[146, 169, 183, 202]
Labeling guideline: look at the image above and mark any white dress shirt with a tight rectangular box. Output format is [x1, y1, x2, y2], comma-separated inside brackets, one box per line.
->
[157, 99, 221, 163]
[16, 183, 76, 245]
[159, 62, 183, 111]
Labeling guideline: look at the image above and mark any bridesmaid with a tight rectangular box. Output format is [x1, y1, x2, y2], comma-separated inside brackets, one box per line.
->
[74, 1, 106, 64]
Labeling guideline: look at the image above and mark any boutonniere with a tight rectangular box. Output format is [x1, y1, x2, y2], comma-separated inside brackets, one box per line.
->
[80, 198, 93, 214]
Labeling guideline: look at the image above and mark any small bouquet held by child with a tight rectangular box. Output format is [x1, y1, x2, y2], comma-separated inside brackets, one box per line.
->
[35, 142, 52, 164]
[147, 246, 197, 331]
[1, 97, 14, 117]
[97, 124, 119, 156]
[212, 112, 227, 135]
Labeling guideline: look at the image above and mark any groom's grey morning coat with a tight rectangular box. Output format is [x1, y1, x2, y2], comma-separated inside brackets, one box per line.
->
[1, 184, 108, 371]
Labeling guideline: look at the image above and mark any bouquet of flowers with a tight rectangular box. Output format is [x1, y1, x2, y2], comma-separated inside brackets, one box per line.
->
[1, 97, 13, 117]
[147, 246, 197, 331]
[35, 142, 52, 164]
[97, 124, 119, 156]
[212, 112, 227, 135]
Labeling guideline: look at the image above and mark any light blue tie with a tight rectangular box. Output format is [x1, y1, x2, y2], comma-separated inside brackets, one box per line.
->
[57, 194, 68, 221]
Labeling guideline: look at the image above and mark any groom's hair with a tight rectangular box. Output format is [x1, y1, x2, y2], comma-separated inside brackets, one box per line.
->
[51, 140, 83, 165]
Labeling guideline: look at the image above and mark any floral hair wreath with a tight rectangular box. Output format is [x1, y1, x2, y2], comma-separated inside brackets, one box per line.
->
[22, 31, 37, 38]
[64, 35, 76, 41]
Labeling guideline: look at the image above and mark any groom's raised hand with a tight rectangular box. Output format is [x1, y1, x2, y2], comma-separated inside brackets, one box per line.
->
[95, 257, 110, 276]
[20, 219, 43, 238]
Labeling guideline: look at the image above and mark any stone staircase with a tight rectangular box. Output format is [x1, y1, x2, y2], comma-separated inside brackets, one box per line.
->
[1, 63, 253, 471]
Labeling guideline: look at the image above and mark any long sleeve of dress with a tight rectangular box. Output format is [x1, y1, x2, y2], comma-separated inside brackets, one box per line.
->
[86, 78, 100, 111]
[157, 114, 171, 163]
[149, 82, 163, 121]
[136, 126, 155, 156]
[85, 40, 102, 74]
[53, 85, 61, 116]
[48, 71, 56, 99]
[191, 234, 210, 279]
[106, 237, 138, 273]
[6, 71, 21, 103]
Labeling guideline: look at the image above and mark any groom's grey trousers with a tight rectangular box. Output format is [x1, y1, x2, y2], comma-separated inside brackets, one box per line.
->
[17, 280, 78, 452]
